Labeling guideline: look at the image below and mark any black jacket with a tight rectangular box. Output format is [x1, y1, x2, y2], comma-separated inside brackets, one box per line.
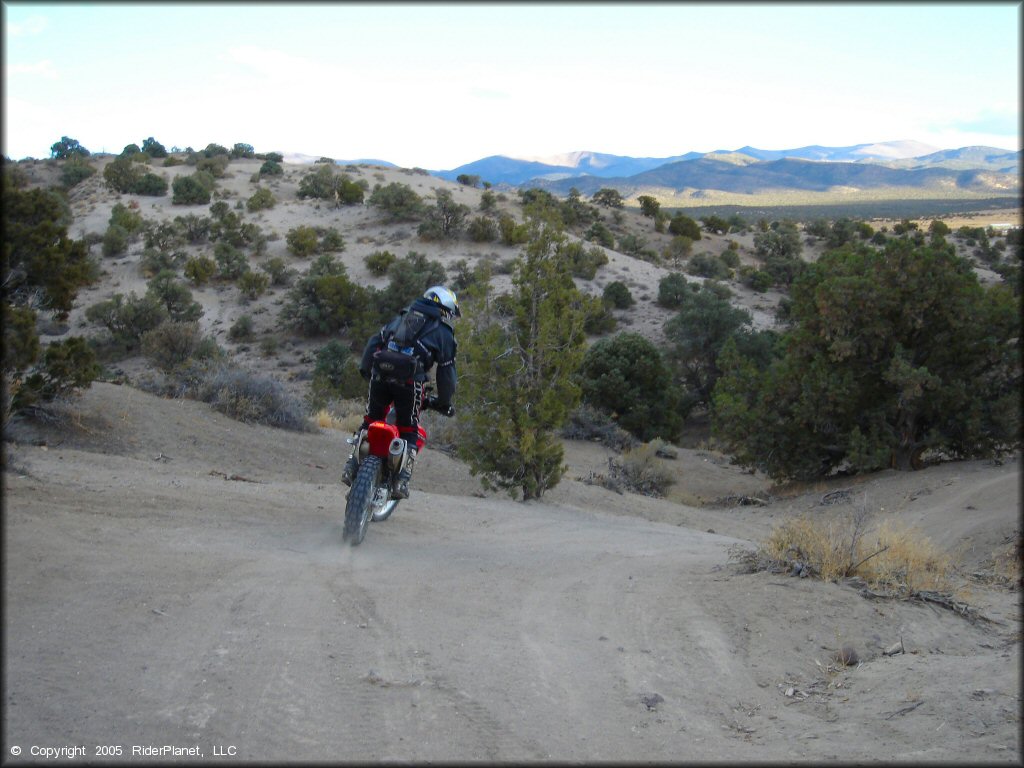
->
[359, 298, 458, 408]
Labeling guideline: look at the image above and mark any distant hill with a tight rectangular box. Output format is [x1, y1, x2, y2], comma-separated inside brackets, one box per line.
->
[428, 141, 1020, 199]
[433, 151, 702, 185]
[527, 155, 1020, 198]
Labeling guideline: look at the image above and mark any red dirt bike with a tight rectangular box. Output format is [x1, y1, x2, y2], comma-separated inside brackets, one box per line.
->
[342, 392, 451, 546]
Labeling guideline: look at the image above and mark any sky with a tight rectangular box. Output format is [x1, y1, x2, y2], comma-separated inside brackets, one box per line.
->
[3, 2, 1020, 169]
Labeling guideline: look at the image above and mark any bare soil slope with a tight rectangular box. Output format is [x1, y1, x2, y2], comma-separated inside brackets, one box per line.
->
[3, 383, 1019, 763]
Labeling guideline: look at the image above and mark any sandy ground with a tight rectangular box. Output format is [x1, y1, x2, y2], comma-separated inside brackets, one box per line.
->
[2, 382, 1020, 764]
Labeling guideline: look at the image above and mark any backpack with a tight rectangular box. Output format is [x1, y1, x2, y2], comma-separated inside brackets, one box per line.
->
[371, 309, 437, 381]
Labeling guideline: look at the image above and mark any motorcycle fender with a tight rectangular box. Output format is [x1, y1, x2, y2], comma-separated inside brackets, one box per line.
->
[367, 421, 400, 457]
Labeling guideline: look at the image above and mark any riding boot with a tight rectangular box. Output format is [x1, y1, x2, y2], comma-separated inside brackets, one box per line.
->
[394, 446, 416, 499]
[341, 430, 363, 487]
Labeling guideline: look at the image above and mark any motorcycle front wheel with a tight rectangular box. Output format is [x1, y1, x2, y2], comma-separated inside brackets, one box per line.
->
[343, 455, 383, 546]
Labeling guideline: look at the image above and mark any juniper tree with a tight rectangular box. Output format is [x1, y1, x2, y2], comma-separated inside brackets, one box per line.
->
[456, 221, 587, 500]
[713, 239, 1020, 480]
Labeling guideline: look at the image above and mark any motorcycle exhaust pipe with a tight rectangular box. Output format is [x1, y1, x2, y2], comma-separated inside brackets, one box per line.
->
[388, 438, 407, 472]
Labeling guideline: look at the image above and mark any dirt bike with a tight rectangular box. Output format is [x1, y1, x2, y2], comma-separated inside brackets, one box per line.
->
[342, 392, 452, 546]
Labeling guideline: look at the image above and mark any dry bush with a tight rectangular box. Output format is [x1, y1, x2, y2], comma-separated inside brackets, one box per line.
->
[748, 498, 960, 595]
[561, 403, 638, 452]
[583, 440, 675, 497]
[312, 408, 347, 431]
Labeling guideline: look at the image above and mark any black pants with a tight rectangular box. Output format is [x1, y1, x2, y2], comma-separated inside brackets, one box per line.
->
[362, 377, 424, 450]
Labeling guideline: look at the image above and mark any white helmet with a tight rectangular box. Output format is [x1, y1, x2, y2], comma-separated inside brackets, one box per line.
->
[423, 285, 461, 318]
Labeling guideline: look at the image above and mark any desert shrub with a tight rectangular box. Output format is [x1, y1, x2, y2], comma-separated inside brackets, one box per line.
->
[213, 242, 249, 280]
[418, 189, 469, 241]
[368, 182, 424, 221]
[146, 270, 203, 322]
[196, 365, 313, 431]
[308, 339, 367, 407]
[102, 224, 130, 257]
[581, 294, 617, 335]
[144, 220, 186, 251]
[466, 215, 498, 243]
[720, 249, 740, 269]
[560, 241, 608, 280]
[298, 165, 365, 204]
[10, 336, 100, 412]
[365, 250, 397, 276]
[172, 173, 213, 205]
[585, 221, 615, 248]
[61, 159, 96, 189]
[141, 320, 205, 371]
[228, 314, 254, 341]
[195, 154, 229, 178]
[139, 247, 185, 278]
[258, 159, 283, 178]
[261, 256, 293, 286]
[141, 137, 168, 158]
[109, 202, 145, 235]
[133, 172, 168, 196]
[246, 186, 276, 212]
[184, 255, 217, 286]
[657, 272, 693, 308]
[560, 403, 638, 452]
[175, 214, 211, 243]
[577, 331, 682, 442]
[687, 252, 731, 280]
[318, 227, 345, 253]
[603, 281, 634, 309]
[377, 251, 446, 312]
[746, 504, 958, 595]
[447, 258, 493, 298]
[237, 270, 270, 300]
[582, 441, 675, 497]
[663, 235, 694, 266]
[616, 233, 647, 257]
[230, 142, 255, 159]
[498, 214, 529, 245]
[741, 267, 774, 292]
[286, 225, 319, 258]
[102, 157, 142, 193]
[279, 255, 375, 337]
[668, 213, 702, 240]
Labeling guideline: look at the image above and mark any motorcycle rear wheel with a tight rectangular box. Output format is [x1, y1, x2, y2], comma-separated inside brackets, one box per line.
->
[343, 455, 383, 545]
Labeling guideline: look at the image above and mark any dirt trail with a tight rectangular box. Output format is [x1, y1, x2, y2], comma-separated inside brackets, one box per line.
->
[3, 384, 1020, 763]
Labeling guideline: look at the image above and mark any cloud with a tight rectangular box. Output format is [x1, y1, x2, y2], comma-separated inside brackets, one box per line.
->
[8, 60, 58, 79]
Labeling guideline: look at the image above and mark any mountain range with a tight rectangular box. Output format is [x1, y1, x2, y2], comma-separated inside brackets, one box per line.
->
[428, 142, 1020, 198]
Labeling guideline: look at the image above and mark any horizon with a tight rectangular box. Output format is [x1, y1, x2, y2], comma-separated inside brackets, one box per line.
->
[3, 3, 1020, 167]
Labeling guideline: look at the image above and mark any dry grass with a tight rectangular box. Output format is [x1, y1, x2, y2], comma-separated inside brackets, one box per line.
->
[746, 495, 961, 596]
[312, 408, 347, 431]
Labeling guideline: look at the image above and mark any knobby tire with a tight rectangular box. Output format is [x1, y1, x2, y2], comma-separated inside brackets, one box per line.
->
[344, 455, 382, 546]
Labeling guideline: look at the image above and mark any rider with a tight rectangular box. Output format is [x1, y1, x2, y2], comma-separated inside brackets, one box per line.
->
[341, 285, 460, 499]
